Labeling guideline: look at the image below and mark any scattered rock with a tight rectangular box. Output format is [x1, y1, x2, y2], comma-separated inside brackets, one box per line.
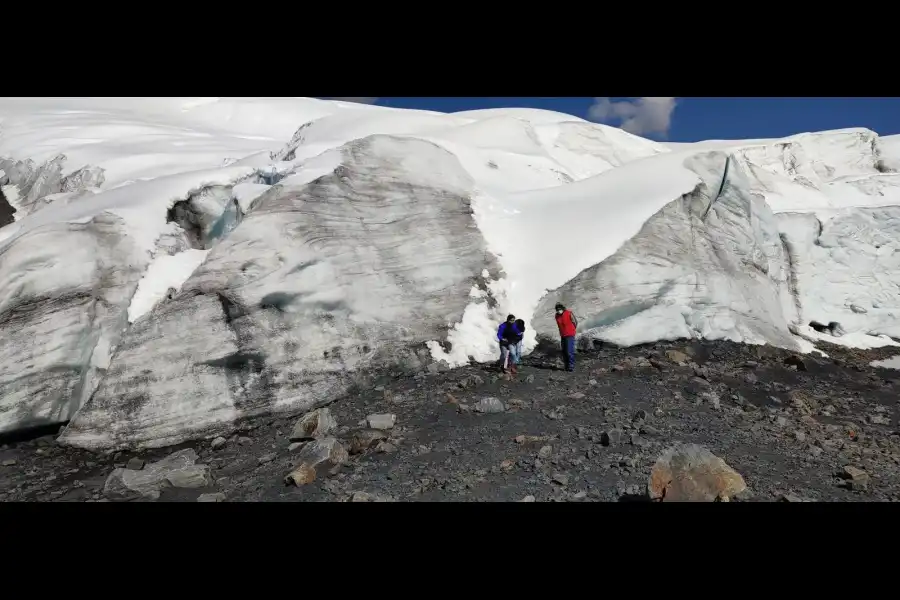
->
[375, 442, 396, 454]
[197, 493, 226, 503]
[288, 442, 304, 452]
[258, 453, 276, 465]
[568, 392, 586, 400]
[525, 375, 535, 383]
[538, 445, 553, 459]
[2, 459, 17, 467]
[648, 443, 747, 502]
[733, 488, 755, 502]
[600, 429, 624, 447]
[784, 355, 807, 371]
[366, 413, 397, 430]
[474, 397, 506, 414]
[103, 449, 211, 500]
[500, 459, 515, 471]
[210, 436, 227, 450]
[840, 466, 869, 491]
[869, 414, 891, 425]
[640, 424, 660, 436]
[350, 491, 394, 502]
[702, 392, 721, 410]
[125, 458, 145, 471]
[166, 468, 212, 489]
[237, 436, 252, 446]
[295, 437, 348, 471]
[551, 473, 569, 486]
[347, 429, 389, 454]
[520, 495, 536, 502]
[458, 374, 485, 389]
[291, 408, 337, 441]
[666, 350, 690, 364]
[515, 434, 553, 445]
[284, 464, 316, 486]
[778, 493, 811, 502]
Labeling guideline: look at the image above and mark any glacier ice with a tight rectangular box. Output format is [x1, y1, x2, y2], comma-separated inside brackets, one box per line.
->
[0, 213, 146, 434]
[58, 135, 502, 449]
[533, 151, 799, 349]
[0, 97, 899, 448]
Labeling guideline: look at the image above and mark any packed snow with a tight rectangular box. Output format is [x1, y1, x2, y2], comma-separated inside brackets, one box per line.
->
[2, 97, 899, 447]
[127, 249, 210, 323]
[871, 355, 900, 369]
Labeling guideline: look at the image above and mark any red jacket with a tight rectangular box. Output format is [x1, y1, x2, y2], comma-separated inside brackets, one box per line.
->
[556, 309, 577, 337]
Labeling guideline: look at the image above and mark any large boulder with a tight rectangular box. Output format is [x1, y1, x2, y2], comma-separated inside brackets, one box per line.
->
[648, 443, 747, 502]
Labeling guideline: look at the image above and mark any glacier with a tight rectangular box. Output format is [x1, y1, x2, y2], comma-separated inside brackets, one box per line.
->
[0, 97, 898, 449]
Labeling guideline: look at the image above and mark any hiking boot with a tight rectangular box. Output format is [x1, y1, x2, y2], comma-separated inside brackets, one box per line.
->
[509, 365, 518, 375]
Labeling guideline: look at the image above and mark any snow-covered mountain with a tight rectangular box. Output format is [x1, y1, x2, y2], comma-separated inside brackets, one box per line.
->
[1, 97, 898, 449]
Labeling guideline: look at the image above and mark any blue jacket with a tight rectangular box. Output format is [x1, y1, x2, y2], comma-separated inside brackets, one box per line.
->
[497, 322, 522, 344]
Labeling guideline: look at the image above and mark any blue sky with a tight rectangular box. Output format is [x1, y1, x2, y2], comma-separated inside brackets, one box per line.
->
[352, 97, 900, 143]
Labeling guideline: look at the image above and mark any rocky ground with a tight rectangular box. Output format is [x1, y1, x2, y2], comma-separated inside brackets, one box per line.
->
[2, 339, 900, 502]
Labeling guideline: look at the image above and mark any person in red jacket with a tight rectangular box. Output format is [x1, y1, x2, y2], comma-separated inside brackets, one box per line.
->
[554, 302, 578, 372]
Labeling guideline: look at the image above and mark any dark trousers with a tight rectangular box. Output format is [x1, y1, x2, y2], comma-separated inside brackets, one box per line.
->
[560, 336, 575, 371]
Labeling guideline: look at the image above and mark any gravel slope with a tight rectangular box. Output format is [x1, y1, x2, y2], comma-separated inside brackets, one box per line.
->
[2, 339, 899, 503]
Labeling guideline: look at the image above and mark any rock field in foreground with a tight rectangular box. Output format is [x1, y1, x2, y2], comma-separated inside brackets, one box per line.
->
[1, 338, 899, 502]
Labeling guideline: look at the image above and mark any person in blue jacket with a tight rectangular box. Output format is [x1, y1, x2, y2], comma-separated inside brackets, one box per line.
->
[497, 314, 522, 374]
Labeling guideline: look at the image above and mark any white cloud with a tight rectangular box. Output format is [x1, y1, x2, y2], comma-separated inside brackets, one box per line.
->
[323, 97, 379, 104]
[588, 97, 677, 137]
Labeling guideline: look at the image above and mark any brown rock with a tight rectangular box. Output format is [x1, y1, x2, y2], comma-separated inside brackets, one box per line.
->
[788, 390, 813, 415]
[290, 407, 337, 441]
[347, 429, 389, 454]
[840, 465, 869, 491]
[648, 444, 747, 502]
[284, 464, 316, 486]
[665, 350, 690, 364]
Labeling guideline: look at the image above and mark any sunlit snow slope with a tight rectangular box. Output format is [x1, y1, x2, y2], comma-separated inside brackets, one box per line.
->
[1, 97, 898, 448]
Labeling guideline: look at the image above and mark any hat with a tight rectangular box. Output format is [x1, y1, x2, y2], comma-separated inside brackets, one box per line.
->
[506, 314, 516, 321]
[555, 303, 565, 310]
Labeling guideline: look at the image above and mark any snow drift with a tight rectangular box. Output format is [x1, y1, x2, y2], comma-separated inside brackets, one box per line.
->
[1, 97, 899, 448]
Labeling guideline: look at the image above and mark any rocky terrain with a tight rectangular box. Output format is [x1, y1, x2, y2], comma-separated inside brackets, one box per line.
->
[1, 338, 898, 503]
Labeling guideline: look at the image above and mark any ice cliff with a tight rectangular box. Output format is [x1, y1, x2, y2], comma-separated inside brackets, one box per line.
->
[0, 98, 897, 449]
[58, 135, 501, 449]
